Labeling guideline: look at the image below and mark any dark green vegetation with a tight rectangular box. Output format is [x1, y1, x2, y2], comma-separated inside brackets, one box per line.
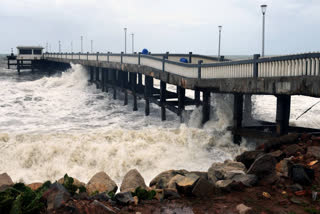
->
[132, 187, 156, 200]
[62, 174, 86, 196]
[0, 181, 51, 214]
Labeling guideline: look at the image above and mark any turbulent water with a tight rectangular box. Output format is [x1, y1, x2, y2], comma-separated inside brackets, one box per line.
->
[0, 55, 319, 185]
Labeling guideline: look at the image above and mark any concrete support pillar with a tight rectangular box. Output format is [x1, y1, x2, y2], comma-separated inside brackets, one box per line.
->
[276, 95, 291, 136]
[132, 73, 138, 111]
[177, 86, 185, 116]
[112, 70, 117, 99]
[144, 76, 153, 116]
[233, 93, 243, 144]
[105, 69, 109, 92]
[123, 71, 128, 105]
[243, 94, 253, 124]
[202, 90, 211, 124]
[195, 90, 200, 106]
[95, 67, 99, 81]
[101, 68, 105, 91]
[160, 81, 166, 121]
[17, 60, 21, 75]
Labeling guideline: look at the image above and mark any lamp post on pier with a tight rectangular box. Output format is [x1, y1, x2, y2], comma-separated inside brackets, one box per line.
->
[124, 28, 127, 54]
[261, 4, 267, 57]
[218, 25, 222, 58]
[131, 33, 134, 54]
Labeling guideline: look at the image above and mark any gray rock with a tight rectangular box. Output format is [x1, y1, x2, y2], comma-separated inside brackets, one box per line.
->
[163, 189, 181, 200]
[167, 174, 185, 189]
[43, 182, 71, 210]
[0, 173, 13, 187]
[269, 150, 284, 160]
[86, 172, 117, 195]
[247, 154, 277, 178]
[208, 160, 246, 184]
[149, 169, 188, 189]
[92, 200, 116, 214]
[284, 144, 303, 157]
[289, 164, 313, 185]
[115, 192, 135, 204]
[191, 178, 215, 197]
[289, 183, 303, 192]
[307, 146, 320, 159]
[90, 192, 111, 201]
[236, 203, 252, 214]
[215, 179, 233, 189]
[231, 174, 258, 187]
[175, 173, 200, 195]
[190, 171, 208, 180]
[236, 151, 265, 169]
[120, 169, 147, 192]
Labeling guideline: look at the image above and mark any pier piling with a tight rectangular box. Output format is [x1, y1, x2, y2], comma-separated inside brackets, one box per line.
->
[276, 95, 291, 136]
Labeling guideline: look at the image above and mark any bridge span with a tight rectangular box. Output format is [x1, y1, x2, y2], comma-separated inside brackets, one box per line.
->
[14, 51, 320, 143]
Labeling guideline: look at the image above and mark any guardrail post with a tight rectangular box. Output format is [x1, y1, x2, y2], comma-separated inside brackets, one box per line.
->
[202, 90, 211, 125]
[189, 52, 192, 63]
[86, 52, 88, 61]
[253, 54, 260, 78]
[107, 52, 109, 62]
[138, 52, 141, 65]
[166, 52, 169, 60]
[197, 60, 203, 79]
[96, 52, 99, 61]
[121, 52, 123, 64]
[276, 95, 291, 136]
[71, 52, 73, 60]
[219, 56, 224, 61]
[79, 52, 80, 60]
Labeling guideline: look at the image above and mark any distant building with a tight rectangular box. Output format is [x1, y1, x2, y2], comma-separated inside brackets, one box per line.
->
[17, 46, 44, 60]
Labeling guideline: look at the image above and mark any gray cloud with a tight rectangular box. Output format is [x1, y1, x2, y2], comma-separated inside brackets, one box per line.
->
[1, 0, 319, 56]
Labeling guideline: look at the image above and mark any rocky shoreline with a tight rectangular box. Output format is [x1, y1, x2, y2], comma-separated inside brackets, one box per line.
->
[1, 133, 320, 213]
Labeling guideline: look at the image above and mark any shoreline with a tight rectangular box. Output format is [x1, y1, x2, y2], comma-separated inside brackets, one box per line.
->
[1, 133, 320, 213]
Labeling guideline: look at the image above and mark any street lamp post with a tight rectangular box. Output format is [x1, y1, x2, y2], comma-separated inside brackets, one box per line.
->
[80, 36, 83, 53]
[218, 26, 222, 58]
[124, 28, 127, 54]
[58, 40, 61, 53]
[131, 33, 134, 54]
[261, 4, 267, 57]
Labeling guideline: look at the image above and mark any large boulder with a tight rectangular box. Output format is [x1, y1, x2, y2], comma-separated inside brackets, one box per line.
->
[289, 164, 314, 185]
[58, 176, 85, 187]
[27, 182, 43, 191]
[235, 151, 265, 169]
[43, 182, 71, 210]
[149, 169, 188, 189]
[307, 146, 320, 159]
[231, 174, 258, 187]
[284, 144, 303, 157]
[191, 178, 215, 197]
[263, 133, 300, 152]
[175, 173, 200, 195]
[0, 173, 13, 188]
[86, 172, 117, 195]
[120, 169, 147, 192]
[115, 192, 135, 204]
[208, 160, 246, 184]
[247, 154, 277, 178]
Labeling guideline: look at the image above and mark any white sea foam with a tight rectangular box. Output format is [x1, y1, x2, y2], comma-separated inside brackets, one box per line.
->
[0, 62, 247, 185]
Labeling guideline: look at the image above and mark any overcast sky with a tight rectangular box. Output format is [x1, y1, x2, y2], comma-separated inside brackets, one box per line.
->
[1, 0, 320, 55]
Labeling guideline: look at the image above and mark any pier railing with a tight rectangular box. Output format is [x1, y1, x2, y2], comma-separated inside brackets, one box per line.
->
[44, 52, 320, 79]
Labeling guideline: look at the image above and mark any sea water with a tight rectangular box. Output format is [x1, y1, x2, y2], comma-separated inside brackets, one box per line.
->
[0, 55, 319, 185]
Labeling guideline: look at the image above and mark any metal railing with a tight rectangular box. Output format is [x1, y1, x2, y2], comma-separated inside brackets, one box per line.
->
[44, 52, 320, 79]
